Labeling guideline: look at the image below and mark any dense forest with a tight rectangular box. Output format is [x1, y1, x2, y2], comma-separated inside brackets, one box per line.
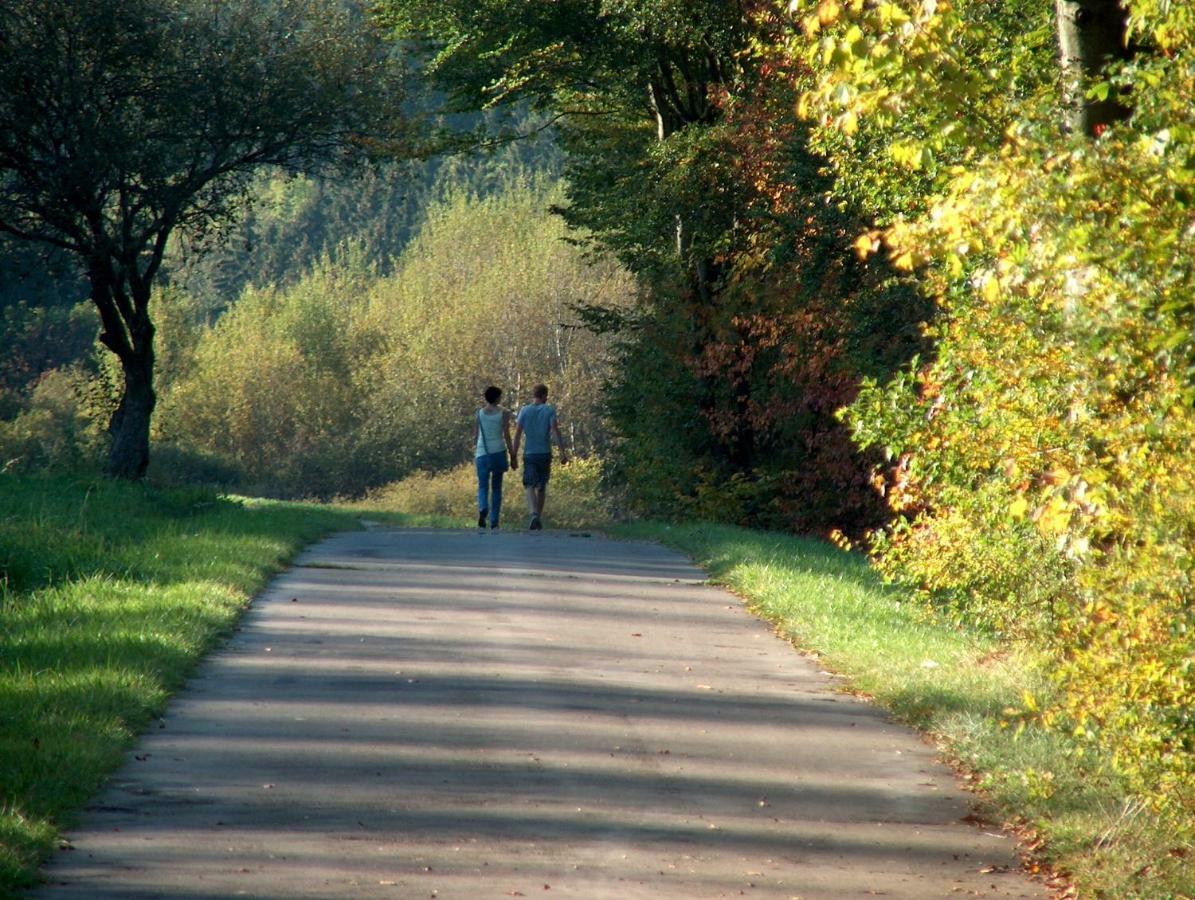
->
[1, 0, 1190, 870]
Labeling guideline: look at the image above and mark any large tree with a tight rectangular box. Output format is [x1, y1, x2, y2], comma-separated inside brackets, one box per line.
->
[0, 0, 404, 477]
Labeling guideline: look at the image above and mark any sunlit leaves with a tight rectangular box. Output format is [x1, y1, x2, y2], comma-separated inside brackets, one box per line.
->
[807, 0, 1195, 815]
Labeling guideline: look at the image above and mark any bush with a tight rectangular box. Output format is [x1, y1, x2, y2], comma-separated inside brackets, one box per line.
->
[0, 368, 107, 474]
[155, 269, 373, 497]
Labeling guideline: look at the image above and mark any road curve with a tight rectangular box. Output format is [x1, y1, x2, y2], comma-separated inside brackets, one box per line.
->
[36, 528, 1045, 899]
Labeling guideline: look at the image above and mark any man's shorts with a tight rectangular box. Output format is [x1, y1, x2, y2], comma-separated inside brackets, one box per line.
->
[522, 453, 552, 489]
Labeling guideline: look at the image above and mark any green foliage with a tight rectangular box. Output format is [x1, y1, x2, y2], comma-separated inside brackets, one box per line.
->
[0, 366, 113, 475]
[0, 474, 382, 890]
[594, 9, 931, 536]
[164, 119, 562, 310]
[0, 300, 95, 401]
[157, 177, 634, 496]
[156, 257, 379, 496]
[351, 177, 635, 481]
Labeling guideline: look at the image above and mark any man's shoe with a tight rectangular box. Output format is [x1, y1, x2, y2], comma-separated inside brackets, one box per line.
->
[478, 510, 488, 529]
[529, 514, 542, 531]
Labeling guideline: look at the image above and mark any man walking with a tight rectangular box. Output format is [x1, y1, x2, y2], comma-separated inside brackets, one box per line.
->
[512, 384, 568, 530]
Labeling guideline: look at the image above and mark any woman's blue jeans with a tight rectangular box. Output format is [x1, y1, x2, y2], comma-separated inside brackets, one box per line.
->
[476, 451, 508, 527]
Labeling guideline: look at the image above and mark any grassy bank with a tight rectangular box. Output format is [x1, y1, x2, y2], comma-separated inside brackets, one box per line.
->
[614, 522, 1192, 899]
[0, 474, 401, 894]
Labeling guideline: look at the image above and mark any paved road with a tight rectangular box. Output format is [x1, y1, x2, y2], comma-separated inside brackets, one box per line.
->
[37, 529, 1044, 899]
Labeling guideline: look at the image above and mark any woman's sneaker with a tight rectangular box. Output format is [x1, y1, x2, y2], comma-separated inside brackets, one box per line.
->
[529, 514, 542, 531]
[478, 510, 488, 529]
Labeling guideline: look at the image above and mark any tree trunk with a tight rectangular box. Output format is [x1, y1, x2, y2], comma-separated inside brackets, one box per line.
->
[90, 262, 157, 479]
[106, 348, 156, 479]
[1055, 0, 1132, 136]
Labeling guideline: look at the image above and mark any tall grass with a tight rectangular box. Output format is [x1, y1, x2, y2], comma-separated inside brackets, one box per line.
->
[359, 456, 619, 530]
[615, 522, 1193, 899]
[0, 474, 389, 893]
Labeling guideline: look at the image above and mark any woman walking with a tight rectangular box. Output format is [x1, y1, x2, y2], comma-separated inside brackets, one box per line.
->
[473, 385, 516, 530]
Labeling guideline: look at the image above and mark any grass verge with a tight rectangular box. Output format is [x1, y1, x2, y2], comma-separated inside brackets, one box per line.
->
[614, 521, 1192, 899]
[0, 473, 406, 895]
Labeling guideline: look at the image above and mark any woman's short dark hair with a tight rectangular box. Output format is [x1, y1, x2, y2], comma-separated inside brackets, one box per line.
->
[484, 385, 502, 404]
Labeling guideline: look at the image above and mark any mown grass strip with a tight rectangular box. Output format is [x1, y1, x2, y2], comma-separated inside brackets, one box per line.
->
[614, 521, 1192, 899]
[0, 474, 406, 894]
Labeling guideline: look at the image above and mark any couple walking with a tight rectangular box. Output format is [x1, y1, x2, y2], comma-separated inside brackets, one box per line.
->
[473, 383, 568, 531]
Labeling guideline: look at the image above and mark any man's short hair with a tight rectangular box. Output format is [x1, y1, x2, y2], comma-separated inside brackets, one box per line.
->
[532, 384, 549, 400]
[484, 385, 502, 404]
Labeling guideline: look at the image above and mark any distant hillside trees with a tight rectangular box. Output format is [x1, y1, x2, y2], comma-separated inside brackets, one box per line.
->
[164, 116, 562, 311]
[156, 178, 634, 496]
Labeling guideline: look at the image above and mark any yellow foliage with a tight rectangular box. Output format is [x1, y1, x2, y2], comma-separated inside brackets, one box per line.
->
[830, 14, 1195, 816]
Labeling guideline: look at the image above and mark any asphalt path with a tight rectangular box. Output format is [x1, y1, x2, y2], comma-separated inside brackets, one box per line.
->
[36, 528, 1045, 899]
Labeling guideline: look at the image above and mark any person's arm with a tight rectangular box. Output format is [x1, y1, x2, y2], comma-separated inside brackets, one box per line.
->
[471, 412, 479, 450]
[512, 421, 523, 461]
[503, 411, 517, 469]
[551, 417, 568, 464]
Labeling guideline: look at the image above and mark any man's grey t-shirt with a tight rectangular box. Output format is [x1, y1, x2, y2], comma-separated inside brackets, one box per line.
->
[517, 403, 556, 455]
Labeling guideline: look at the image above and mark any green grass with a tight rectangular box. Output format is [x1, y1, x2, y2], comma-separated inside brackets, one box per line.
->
[614, 521, 1193, 899]
[0, 474, 408, 895]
